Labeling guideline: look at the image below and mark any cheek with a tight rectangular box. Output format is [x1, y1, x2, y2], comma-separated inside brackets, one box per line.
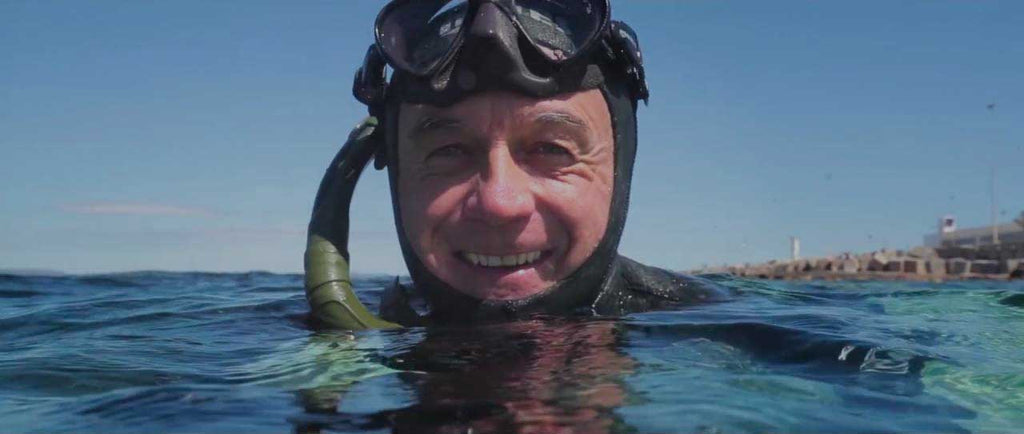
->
[397, 174, 432, 255]
[543, 176, 613, 255]
[398, 175, 470, 255]
[575, 185, 612, 246]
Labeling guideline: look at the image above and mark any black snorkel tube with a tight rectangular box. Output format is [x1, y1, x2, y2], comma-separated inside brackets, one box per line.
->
[304, 117, 399, 330]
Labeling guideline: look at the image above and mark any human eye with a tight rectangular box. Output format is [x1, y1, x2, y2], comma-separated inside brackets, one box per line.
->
[522, 141, 578, 173]
[426, 143, 467, 160]
[531, 142, 572, 156]
[526, 141, 579, 164]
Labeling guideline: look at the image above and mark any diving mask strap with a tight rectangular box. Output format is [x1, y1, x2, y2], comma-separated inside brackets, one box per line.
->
[304, 117, 400, 330]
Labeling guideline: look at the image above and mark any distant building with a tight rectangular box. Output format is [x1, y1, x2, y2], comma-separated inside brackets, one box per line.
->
[924, 218, 1024, 247]
[939, 215, 957, 235]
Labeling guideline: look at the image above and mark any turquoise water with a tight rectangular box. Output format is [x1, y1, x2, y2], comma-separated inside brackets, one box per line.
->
[1, 272, 1022, 432]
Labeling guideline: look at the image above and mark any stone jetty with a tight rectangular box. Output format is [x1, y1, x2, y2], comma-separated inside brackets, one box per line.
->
[696, 241, 1024, 281]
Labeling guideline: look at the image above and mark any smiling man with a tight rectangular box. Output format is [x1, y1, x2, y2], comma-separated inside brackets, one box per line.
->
[304, 0, 723, 328]
[396, 89, 614, 301]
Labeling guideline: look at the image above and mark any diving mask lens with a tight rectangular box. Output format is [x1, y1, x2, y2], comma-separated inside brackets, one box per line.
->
[511, 0, 607, 63]
[375, 0, 609, 76]
[376, 0, 471, 75]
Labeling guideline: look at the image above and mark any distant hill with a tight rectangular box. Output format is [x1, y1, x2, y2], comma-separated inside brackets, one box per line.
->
[0, 268, 66, 277]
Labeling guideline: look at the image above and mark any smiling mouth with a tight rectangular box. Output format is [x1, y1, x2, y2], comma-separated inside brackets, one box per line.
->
[459, 251, 546, 268]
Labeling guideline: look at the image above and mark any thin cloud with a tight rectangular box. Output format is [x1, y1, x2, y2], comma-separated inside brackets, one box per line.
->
[198, 225, 307, 238]
[61, 202, 212, 217]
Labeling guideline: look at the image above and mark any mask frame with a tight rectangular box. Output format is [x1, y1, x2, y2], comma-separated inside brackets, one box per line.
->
[354, 19, 648, 114]
[373, 0, 611, 77]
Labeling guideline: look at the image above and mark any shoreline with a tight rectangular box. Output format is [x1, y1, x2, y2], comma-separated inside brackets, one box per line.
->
[695, 241, 1024, 282]
[724, 271, 1018, 282]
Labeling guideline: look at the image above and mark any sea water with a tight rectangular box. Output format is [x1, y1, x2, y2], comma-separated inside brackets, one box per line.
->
[1, 272, 1021, 432]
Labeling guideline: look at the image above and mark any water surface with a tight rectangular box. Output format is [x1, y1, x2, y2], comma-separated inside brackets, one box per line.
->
[1, 272, 1022, 432]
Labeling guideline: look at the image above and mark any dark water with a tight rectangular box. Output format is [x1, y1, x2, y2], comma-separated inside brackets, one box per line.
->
[2, 272, 1022, 432]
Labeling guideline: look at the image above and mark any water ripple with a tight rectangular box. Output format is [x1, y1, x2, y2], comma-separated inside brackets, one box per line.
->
[0, 273, 1020, 432]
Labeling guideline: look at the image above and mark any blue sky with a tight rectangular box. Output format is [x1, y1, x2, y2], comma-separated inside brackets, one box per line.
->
[2, 1, 1022, 274]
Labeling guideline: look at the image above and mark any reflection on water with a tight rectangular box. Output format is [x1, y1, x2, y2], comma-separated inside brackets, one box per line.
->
[295, 319, 633, 433]
[389, 319, 632, 432]
[293, 313, 974, 433]
[0, 272, 1021, 432]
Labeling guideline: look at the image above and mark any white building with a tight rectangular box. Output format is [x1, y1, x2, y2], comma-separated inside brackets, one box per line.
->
[923, 218, 1024, 248]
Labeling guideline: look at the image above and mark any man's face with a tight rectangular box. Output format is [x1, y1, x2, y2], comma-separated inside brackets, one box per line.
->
[397, 89, 614, 300]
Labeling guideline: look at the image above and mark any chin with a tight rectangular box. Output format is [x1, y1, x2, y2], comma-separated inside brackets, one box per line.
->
[467, 280, 553, 301]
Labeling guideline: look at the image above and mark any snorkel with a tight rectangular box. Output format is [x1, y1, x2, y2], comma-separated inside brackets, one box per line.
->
[305, 0, 648, 329]
[305, 117, 400, 330]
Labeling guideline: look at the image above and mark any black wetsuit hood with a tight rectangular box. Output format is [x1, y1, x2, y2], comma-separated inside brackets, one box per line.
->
[377, 4, 642, 324]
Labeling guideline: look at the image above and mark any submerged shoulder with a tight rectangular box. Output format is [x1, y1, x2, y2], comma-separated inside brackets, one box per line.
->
[379, 278, 429, 327]
[593, 256, 729, 315]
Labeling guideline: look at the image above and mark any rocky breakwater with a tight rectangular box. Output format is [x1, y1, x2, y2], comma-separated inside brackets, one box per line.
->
[698, 242, 1024, 281]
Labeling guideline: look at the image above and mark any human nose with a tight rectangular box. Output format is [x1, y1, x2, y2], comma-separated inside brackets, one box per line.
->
[463, 146, 535, 224]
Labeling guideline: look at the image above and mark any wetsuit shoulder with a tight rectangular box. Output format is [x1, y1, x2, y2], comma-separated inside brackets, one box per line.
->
[592, 255, 728, 316]
[379, 278, 429, 327]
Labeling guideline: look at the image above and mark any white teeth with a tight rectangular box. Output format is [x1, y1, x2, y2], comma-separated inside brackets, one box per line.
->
[462, 251, 544, 268]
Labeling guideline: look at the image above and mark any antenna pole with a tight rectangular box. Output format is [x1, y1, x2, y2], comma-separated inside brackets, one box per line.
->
[992, 166, 999, 245]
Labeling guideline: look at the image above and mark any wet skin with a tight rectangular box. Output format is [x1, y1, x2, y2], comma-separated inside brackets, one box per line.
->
[397, 89, 614, 301]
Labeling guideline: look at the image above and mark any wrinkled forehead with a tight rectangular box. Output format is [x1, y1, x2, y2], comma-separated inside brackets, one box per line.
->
[396, 88, 612, 142]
